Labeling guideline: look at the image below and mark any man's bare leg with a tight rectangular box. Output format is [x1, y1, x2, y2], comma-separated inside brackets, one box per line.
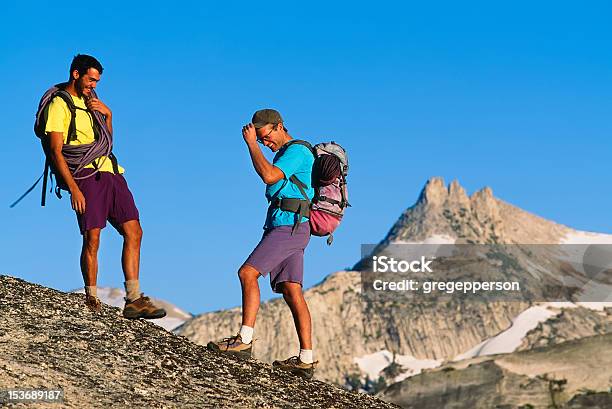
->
[81, 228, 101, 311]
[81, 228, 101, 288]
[271, 283, 316, 378]
[206, 264, 260, 353]
[117, 220, 166, 318]
[118, 220, 142, 283]
[280, 282, 312, 351]
[272, 281, 315, 371]
[238, 264, 261, 330]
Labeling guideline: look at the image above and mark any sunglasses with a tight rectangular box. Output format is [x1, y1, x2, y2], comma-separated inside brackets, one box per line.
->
[257, 125, 276, 144]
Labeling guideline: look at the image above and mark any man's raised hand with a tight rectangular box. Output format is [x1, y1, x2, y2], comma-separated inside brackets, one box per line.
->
[242, 123, 258, 145]
[86, 98, 112, 118]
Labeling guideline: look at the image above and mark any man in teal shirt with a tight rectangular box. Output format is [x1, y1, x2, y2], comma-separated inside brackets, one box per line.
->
[208, 109, 318, 379]
[265, 135, 315, 228]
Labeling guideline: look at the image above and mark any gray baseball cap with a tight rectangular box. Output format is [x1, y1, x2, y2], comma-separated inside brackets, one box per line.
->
[252, 109, 283, 129]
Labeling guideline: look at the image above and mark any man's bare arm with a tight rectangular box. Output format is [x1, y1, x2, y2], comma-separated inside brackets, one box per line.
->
[48, 132, 86, 214]
[242, 123, 284, 184]
[245, 140, 285, 184]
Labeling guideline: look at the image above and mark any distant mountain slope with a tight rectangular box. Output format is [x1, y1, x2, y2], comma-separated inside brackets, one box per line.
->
[379, 333, 612, 409]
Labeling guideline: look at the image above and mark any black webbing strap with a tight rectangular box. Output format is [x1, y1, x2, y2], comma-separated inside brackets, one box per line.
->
[9, 170, 45, 209]
[290, 175, 310, 202]
[88, 152, 119, 175]
[284, 139, 314, 155]
[109, 153, 120, 174]
[269, 197, 311, 234]
[54, 91, 80, 143]
[41, 159, 49, 206]
[316, 195, 341, 206]
[269, 198, 311, 217]
[52, 172, 62, 199]
[288, 175, 312, 233]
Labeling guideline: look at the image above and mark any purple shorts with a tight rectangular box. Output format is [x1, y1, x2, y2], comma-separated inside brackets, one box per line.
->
[244, 222, 311, 293]
[74, 169, 139, 234]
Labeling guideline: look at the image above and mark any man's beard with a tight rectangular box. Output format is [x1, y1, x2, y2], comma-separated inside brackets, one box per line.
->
[75, 79, 87, 98]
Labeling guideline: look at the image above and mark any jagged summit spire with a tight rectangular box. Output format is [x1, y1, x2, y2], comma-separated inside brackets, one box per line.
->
[417, 177, 447, 205]
[417, 177, 490, 206]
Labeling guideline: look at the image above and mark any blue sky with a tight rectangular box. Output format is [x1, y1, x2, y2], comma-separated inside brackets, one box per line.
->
[1, 1, 611, 314]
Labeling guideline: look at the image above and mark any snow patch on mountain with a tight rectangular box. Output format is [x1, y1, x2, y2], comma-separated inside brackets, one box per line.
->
[354, 350, 442, 383]
[454, 305, 558, 360]
[454, 301, 612, 361]
[392, 234, 456, 245]
[561, 230, 612, 245]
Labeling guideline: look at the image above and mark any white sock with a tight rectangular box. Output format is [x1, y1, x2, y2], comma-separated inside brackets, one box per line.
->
[85, 286, 97, 298]
[239, 325, 254, 344]
[299, 349, 313, 364]
[124, 280, 140, 302]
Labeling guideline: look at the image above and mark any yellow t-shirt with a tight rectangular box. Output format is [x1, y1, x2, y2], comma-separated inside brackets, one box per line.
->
[44, 94, 124, 174]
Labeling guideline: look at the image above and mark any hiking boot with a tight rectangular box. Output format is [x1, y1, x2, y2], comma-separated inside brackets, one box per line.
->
[272, 356, 318, 380]
[123, 294, 167, 319]
[85, 295, 101, 313]
[207, 334, 252, 359]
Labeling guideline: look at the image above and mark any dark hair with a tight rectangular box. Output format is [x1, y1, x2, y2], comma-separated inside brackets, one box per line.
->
[69, 54, 103, 77]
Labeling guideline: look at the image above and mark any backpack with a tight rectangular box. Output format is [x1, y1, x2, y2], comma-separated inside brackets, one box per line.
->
[10, 83, 116, 208]
[279, 140, 350, 245]
[34, 84, 85, 197]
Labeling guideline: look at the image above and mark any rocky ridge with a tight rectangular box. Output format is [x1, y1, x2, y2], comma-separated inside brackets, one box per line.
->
[0, 275, 397, 409]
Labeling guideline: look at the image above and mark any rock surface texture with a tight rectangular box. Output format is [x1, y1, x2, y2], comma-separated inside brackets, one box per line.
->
[0, 275, 398, 409]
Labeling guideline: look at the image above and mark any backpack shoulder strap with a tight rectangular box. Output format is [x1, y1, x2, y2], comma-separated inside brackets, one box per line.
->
[284, 139, 315, 156]
[290, 174, 310, 203]
[53, 90, 75, 108]
[52, 91, 79, 143]
[282, 140, 314, 202]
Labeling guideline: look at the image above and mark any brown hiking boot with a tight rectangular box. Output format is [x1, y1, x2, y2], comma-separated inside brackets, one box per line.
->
[207, 334, 252, 359]
[123, 294, 167, 319]
[272, 356, 318, 379]
[85, 295, 101, 313]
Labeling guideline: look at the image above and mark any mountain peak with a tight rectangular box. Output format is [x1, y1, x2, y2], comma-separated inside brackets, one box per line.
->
[418, 177, 448, 205]
[380, 177, 571, 245]
[416, 177, 473, 208]
[472, 186, 494, 201]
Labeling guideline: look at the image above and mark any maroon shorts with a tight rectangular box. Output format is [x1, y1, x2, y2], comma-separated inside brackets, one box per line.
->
[244, 222, 310, 293]
[74, 169, 139, 234]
